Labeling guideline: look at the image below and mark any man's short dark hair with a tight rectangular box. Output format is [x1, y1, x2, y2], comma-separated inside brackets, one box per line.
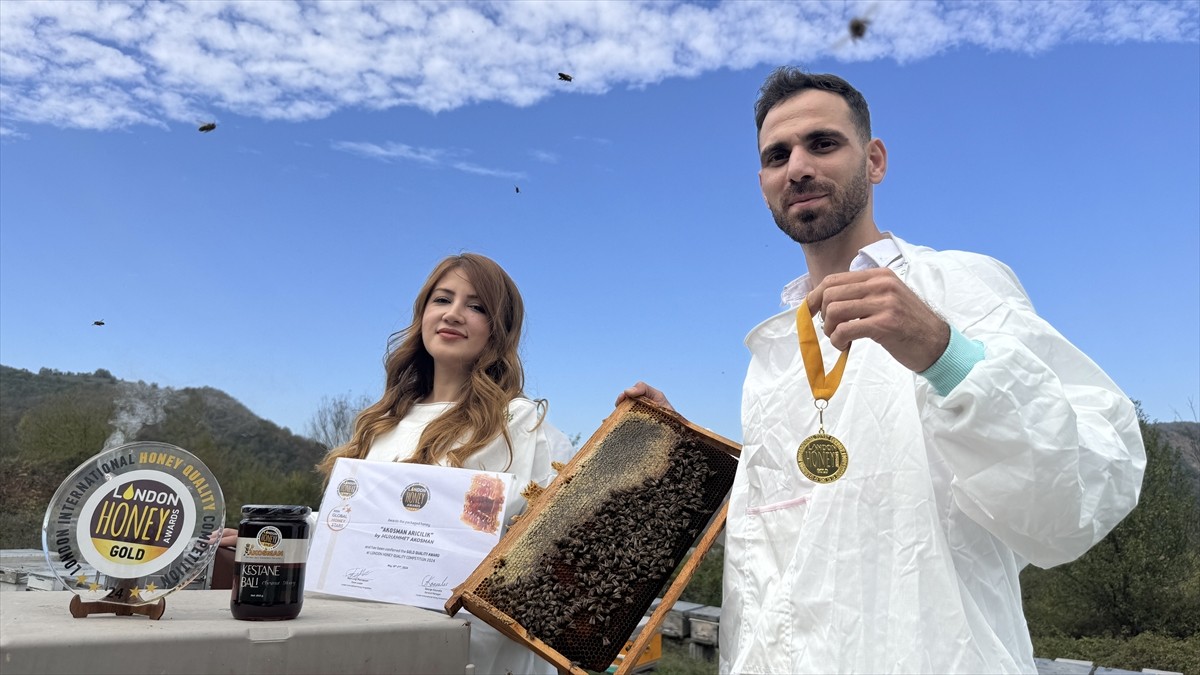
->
[754, 67, 872, 143]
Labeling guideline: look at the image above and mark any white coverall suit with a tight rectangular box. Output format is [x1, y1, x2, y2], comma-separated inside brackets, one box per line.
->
[720, 235, 1146, 674]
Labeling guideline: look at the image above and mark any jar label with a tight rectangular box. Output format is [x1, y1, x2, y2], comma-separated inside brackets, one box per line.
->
[233, 561, 305, 609]
[235, 533, 308, 564]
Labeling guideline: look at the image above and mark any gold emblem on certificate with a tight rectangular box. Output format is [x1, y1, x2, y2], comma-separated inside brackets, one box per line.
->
[797, 432, 849, 483]
[796, 296, 850, 483]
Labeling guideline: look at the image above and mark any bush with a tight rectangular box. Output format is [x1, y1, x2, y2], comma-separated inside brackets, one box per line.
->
[1033, 633, 1199, 674]
[677, 544, 723, 607]
[1022, 416, 1200, 639]
[656, 639, 718, 675]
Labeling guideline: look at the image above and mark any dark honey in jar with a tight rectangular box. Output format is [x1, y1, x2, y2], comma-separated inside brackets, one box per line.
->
[231, 504, 311, 620]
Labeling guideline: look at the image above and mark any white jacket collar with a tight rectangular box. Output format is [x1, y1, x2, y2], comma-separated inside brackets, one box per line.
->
[779, 232, 909, 309]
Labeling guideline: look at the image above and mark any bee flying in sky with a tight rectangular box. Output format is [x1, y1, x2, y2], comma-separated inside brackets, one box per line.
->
[832, 2, 879, 50]
[93, 320, 105, 326]
[198, 122, 217, 133]
[848, 16, 870, 41]
[557, 72, 573, 82]
[515, 185, 520, 194]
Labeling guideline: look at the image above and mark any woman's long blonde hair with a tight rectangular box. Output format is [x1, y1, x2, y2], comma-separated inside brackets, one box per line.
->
[317, 253, 528, 477]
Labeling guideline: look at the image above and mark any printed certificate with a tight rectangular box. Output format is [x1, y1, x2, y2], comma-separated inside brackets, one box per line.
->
[306, 458, 514, 610]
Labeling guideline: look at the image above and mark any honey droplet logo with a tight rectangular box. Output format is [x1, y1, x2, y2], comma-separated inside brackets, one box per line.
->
[89, 478, 186, 566]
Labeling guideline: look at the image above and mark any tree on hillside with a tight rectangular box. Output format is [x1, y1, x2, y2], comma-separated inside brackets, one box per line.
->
[307, 393, 372, 451]
[1172, 399, 1199, 471]
[0, 367, 329, 546]
[0, 390, 116, 548]
[139, 390, 323, 527]
[14, 389, 114, 474]
[1022, 409, 1200, 639]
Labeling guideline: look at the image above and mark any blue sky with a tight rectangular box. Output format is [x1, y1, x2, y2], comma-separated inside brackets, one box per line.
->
[1, 0, 1197, 445]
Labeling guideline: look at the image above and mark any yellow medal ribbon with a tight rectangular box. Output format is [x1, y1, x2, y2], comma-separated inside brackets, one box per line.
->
[794, 295, 850, 484]
[796, 297, 849, 403]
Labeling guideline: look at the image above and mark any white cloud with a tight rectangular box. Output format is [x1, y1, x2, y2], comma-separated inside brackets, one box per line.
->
[0, 0, 1195, 131]
[330, 139, 523, 179]
[330, 140, 444, 164]
[451, 161, 525, 180]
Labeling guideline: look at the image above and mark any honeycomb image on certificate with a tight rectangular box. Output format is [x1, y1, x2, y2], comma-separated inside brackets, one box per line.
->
[461, 474, 505, 534]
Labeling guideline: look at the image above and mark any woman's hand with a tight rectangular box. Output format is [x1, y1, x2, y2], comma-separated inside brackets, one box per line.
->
[615, 381, 675, 412]
[211, 527, 239, 548]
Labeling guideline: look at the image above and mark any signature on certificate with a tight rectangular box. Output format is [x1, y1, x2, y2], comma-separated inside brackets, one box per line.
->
[344, 567, 374, 583]
[421, 575, 450, 589]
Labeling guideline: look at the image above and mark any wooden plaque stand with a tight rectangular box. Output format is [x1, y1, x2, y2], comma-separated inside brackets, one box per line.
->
[69, 594, 166, 620]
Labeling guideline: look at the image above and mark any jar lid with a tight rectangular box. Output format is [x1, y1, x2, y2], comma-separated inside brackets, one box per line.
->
[241, 504, 312, 520]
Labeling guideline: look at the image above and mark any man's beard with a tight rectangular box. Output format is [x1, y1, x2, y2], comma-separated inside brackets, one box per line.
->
[771, 164, 870, 245]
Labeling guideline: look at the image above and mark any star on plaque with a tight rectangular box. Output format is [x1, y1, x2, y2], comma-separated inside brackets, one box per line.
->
[128, 587, 142, 599]
[89, 582, 101, 592]
[146, 582, 158, 593]
[76, 574, 88, 585]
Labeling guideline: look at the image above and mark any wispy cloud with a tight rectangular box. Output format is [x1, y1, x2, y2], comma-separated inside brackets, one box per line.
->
[1, 1, 1195, 132]
[450, 162, 524, 180]
[331, 140, 444, 165]
[331, 139, 523, 179]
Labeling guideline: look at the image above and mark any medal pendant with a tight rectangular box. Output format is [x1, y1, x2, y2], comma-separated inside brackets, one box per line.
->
[796, 432, 849, 484]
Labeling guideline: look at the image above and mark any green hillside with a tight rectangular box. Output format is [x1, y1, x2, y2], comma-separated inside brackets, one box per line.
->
[0, 365, 327, 549]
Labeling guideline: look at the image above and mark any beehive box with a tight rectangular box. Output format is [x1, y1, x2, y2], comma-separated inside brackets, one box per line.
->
[446, 397, 740, 674]
[608, 615, 661, 673]
[660, 600, 703, 639]
[685, 605, 723, 646]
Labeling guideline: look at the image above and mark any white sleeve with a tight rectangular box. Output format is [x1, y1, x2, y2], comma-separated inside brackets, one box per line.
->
[917, 256, 1145, 569]
[541, 420, 577, 470]
[504, 399, 572, 488]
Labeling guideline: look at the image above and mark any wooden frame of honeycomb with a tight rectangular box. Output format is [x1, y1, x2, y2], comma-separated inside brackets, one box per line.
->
[446, 397, 740, 674]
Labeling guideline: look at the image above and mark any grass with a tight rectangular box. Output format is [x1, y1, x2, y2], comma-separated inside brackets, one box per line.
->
[652, 639, 718, 675]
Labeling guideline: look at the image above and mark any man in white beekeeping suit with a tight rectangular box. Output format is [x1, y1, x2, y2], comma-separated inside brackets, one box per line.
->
[620, 67, 1145, 673]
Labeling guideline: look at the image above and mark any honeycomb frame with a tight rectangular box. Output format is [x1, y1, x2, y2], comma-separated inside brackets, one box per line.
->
[446, 397, 740, 674]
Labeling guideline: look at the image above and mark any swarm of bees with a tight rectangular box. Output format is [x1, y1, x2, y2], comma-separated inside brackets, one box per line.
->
[198, 122, 217, 133]
[479, 442, 718, 670]
[472, 409, 737, 672]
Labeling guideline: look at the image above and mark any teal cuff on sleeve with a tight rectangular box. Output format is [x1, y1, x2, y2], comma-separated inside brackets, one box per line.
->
[919, 326, 985, 396]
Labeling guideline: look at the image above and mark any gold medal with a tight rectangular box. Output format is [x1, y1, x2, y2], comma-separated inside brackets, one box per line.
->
[795, 297, 850, 483]
[797, 432, 849, 483]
